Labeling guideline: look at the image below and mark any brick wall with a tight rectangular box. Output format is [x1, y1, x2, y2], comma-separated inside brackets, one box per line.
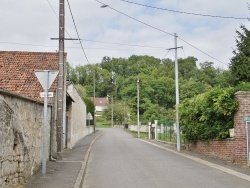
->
[188, 91, 250, 166]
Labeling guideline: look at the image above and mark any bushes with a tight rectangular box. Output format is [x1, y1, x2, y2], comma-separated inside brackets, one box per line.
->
[179, 82, 250, 142]
[179, 87, 238, 142]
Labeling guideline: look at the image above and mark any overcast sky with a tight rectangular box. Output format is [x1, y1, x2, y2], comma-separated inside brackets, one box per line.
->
[1, 0, 249, 69]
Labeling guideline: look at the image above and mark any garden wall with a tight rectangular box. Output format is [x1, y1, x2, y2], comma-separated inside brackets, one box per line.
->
[0, 89, 52, 188]
[188, 91, 250, 166]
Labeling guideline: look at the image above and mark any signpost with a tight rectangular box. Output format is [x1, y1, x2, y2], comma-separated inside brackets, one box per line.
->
[35, 70, 58, 175]
[87, 112, 93, 134]
[40, 92, 54, 98]
[244, 117, 249, 121]
[87, 112, 93, 126]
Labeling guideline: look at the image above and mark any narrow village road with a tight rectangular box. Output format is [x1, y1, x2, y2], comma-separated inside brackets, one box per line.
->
[82, 128, 250, 188]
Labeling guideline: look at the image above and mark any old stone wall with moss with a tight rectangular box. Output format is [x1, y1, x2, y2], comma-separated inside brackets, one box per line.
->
[0, 90, 51, 188]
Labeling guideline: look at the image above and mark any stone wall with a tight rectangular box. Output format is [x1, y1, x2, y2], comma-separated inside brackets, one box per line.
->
[0, 90, 52, 188]
[188, 91, 250, 166]
[128, 125, 149, 133]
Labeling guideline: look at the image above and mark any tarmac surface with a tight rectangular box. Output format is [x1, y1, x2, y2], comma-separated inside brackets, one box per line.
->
[25, 130, 103, 188]
[25, 128, 250, 188]
[82, 128, 250, 188]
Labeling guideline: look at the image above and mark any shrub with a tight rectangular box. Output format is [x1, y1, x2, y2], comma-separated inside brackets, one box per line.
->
[179, 87, 238, 142]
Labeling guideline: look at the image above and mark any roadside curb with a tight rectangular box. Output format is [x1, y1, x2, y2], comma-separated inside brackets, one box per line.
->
[138, 139, 250, 182]
[73, 131, 103, 188]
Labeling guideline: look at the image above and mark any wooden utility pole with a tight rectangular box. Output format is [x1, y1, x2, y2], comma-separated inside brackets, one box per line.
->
[56, 0, 65, 159]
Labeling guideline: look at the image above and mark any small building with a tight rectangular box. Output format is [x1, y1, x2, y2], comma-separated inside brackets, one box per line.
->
[92, 97, 109, 112]
[0, 51, 91, 187]
[66, 81, 90, 149]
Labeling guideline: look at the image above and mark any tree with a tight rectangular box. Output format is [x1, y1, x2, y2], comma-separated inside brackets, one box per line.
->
[103, 101, 130, 125]
[229, 24, 250, 85]
[198, 61, 218, 87]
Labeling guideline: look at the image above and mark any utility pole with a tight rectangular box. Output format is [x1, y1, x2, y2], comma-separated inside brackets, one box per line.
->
[56, 0, 65, 159]
[174, 33, 181, 151]
[111, 95, 114, 127]
[166, 34, 182, 151]
[137, 78, 140, 138]
[93, 66, 96, 132]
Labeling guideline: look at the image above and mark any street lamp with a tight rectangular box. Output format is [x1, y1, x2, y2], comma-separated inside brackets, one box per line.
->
[93, 66, 96, 132]
[137, 78, 140, 138]
[107, 95, 113, 127]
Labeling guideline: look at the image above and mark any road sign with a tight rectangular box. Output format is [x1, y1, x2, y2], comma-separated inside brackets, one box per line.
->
[40, 92, 54, 98]
[34, 70, 58, 175]
[35, 70, 59, 90]
[244, 117, 249, 121]
[87, 112, 93, 120]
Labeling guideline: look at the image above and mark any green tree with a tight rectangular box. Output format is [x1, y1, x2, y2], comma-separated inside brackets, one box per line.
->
[103, 101, 130, 125]
[229, 24, 250, 85]
[198, 61, 218, 86]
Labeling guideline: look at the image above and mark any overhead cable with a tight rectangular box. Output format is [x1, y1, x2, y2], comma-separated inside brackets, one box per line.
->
[67, 0, 90, 64]
[0, 41, 167, 50]
[80, 39, 165, 49]
[120, 0, 249, 20]
[96, 0, 175, 37]
[95, 0, 228, 66]
[178, 37, 227, 65]
[46, 0, 75, 43]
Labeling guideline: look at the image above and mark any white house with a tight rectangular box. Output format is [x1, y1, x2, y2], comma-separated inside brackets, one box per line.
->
[92, 97, 109, 112]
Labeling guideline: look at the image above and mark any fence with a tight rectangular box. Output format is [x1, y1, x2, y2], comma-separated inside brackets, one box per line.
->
[157, 124, 176, 143]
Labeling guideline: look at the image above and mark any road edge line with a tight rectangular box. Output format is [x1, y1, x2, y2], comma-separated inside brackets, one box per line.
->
[138, 139, 250, 182]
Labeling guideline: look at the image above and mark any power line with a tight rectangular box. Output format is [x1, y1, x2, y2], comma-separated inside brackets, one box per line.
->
[178, 36, 228, 66]
[96, 0, 175, 37]
[46, 0, 76, 43]
[80, 39, 165, 49]
[66, 0, 90, 64]
[0, 41, 168, 50]
[95, 0, 227, 66]
[120, 0, 249, 20]
[161, 50, 171, 60]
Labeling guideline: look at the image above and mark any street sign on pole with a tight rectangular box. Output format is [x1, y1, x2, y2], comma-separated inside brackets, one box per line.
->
[35, 70, 58, 175]
[87, 112, 93, 120]
[87, 112, 93, 127]
[40, 92, 54, 98]
[35, 70, 59, 90]
[244, 117, 249, 121]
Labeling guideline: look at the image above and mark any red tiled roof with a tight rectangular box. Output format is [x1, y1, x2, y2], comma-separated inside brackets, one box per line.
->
[92, 97, 109, 106]
[0, 51, 65, 101]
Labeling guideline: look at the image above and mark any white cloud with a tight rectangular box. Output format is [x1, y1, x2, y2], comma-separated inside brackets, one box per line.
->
[0, 0, 249, 69]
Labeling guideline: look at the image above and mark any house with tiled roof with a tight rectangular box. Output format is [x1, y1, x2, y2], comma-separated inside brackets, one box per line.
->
[92, 97, 109, 112]
[0, 51, 59, 100]
[0, 51, 91, 187]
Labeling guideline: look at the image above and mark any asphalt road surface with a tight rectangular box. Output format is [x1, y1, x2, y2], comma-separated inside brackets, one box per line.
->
[82, 128, 250, 188]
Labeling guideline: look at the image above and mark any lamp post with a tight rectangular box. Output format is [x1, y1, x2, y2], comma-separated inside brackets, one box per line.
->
[137, 78, 140, 138]
[93, 66, 96, 132]
[111, 95, 114, 127]
[124, 99, 126, 125]
[107, 95, 114, 127]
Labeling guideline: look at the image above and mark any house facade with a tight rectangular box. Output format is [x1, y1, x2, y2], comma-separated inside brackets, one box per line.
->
[92, 97, 109, 112]
[66, 81, 92, 149]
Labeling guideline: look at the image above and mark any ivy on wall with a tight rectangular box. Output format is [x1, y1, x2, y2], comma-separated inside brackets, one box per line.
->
[179, 87, 239, 142]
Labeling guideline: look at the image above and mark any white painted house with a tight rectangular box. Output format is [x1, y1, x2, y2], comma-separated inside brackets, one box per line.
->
[92, 97, 109, 112]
